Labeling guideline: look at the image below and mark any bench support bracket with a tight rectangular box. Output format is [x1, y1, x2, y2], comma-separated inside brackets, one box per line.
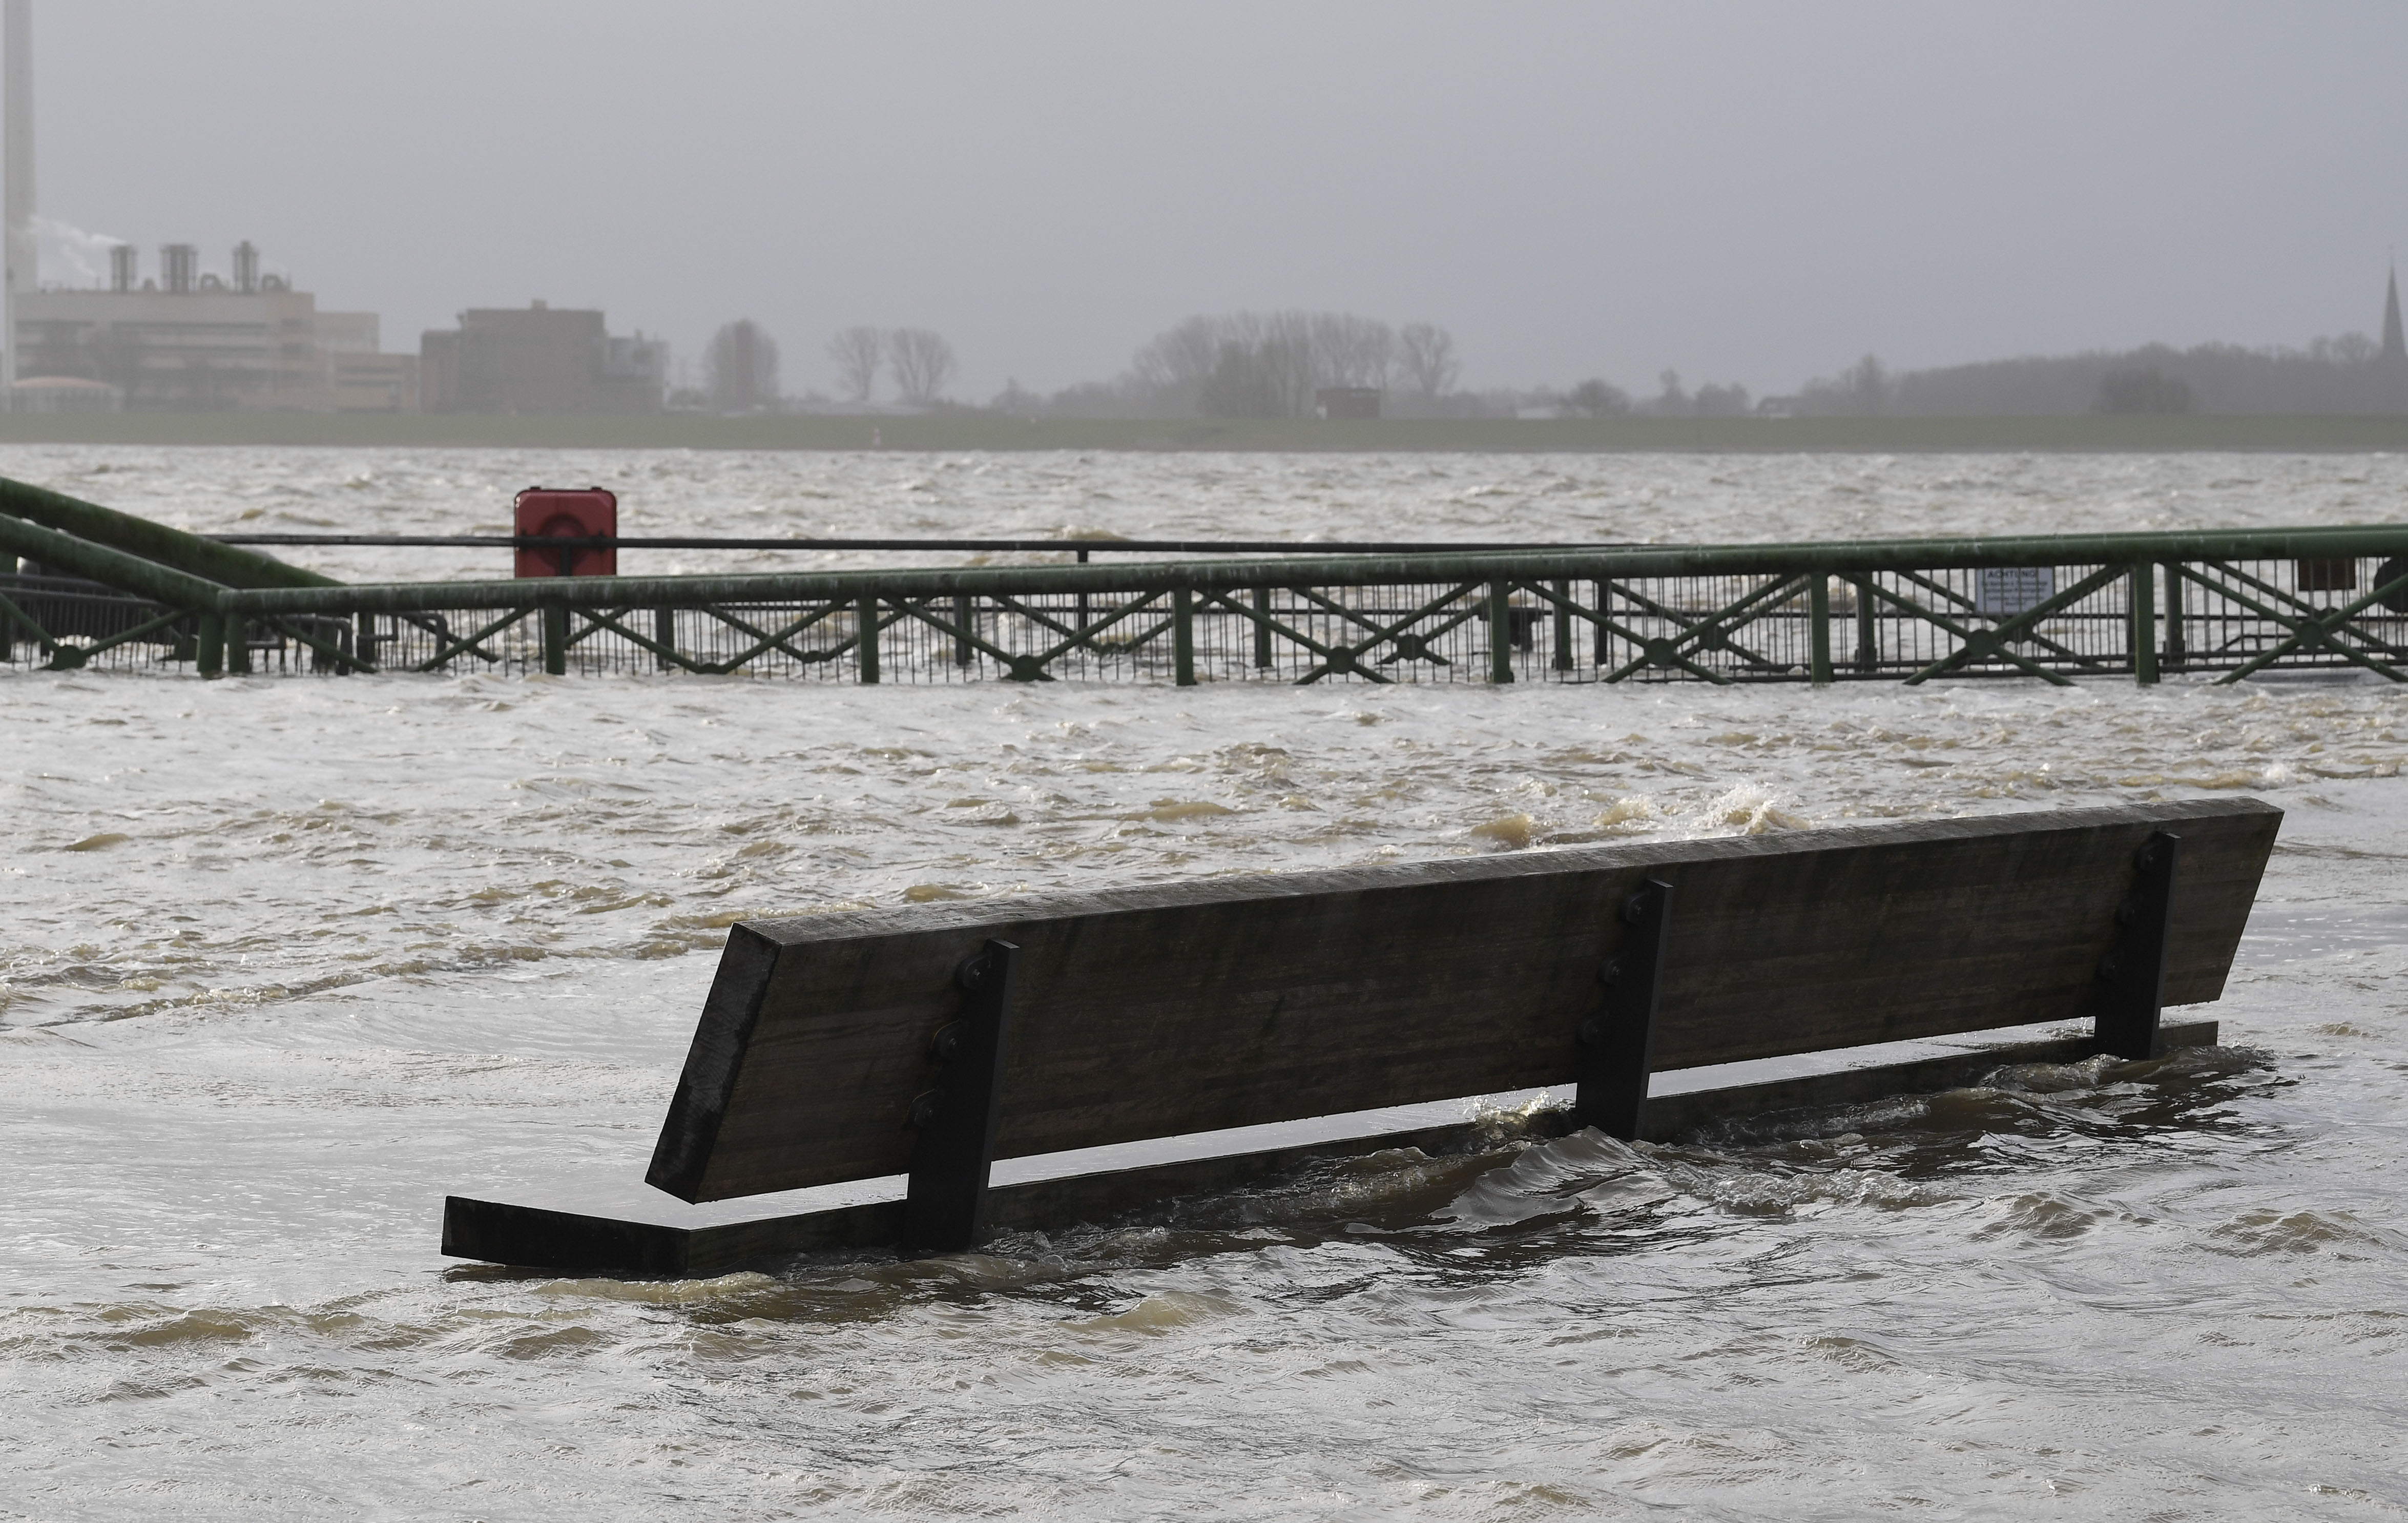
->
[903, 938, 1020, 1254]
[1575, 878, 1674, 1140]
[2093, 831, 2180, 1060]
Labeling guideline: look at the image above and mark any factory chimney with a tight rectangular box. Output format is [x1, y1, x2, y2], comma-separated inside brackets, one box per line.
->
[110, 242, 133, 292]
[233, 240, 258, 294]
[161, 242, 195, 294]
[3, 0, 32, 402]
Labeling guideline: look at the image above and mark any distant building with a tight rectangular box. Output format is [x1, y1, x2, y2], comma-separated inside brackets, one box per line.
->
[11, 241, 418, 412]
[419, 302, 667, 415]
[1315, 386, 1381, 419]
[314, 311, 420, 411]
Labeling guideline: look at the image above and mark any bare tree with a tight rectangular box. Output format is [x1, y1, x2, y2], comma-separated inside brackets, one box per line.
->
[1259, 311, 1320, 415]
[706, 319, 779, 412]
[1397, 323, 1459, 395]
[886, 328, 957, 405]
[1131, 316, 1226, 393]
[1311, 313, 1395, 388]
[1195, 312, 1319, 418]
[828, 325, 884, 402]
[1136, 310, 1426, 416]
[1652, 368, 1690, 416]
[1843, 355, 1890, 415]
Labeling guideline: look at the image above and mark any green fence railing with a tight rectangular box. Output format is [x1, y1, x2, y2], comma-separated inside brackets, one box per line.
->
[7, 490, 2408, 688]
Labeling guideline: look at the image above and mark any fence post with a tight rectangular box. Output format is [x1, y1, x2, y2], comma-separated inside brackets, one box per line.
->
[1488, 580, 1514, 684]
[1252, 587, 1272, 669]
[196, 611, 223, 678]
[541, 603, 568, 676]
[2130, 562, 2157, 685]
[1173, 588, 1196, 686]
[953, 593, 973, 667]
[1853, 575, 1878, 672]
[1808, 576, 1832, 684]
[1551, 579, 1574, 672]
[653, 607, 676, 671]
[227, 615, 251, 675]
[858, 592, 880, 684]
[2161, 561, 2186, 671]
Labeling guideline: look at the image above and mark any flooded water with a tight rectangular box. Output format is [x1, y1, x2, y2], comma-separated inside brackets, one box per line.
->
[15, 441, 2408, 580]
[4, 448, 2406, 1518]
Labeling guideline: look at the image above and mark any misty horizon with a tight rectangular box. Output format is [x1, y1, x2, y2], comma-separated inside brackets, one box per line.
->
[18, 3, 2408, 405]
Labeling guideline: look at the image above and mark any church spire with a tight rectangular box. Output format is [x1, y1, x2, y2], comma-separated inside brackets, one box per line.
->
[2384, 265, 2406, 362]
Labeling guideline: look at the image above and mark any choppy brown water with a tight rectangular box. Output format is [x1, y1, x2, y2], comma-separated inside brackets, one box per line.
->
[4, 449, 2405, 1518]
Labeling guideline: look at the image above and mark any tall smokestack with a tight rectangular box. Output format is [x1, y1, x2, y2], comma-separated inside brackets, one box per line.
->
[2, 0, 31, 402]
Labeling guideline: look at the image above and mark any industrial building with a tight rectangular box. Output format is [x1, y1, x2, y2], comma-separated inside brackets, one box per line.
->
[0, 12, 647, 417]
[11, 241, 418, 411]
[419, 302, 667, 414]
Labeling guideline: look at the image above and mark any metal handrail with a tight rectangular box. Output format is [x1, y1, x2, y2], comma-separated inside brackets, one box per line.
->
[213, 524, 2408, 616]
[206, 533, 1631, 556]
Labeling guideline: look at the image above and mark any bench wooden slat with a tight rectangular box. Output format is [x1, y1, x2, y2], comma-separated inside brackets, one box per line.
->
[649, 797, 2277, 1203]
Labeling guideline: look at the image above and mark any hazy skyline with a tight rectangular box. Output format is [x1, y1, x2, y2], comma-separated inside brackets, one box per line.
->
[30, 2, 2408, 401]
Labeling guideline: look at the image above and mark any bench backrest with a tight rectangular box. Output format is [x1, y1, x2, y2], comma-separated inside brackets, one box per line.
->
[648, 797, 2279, 1204]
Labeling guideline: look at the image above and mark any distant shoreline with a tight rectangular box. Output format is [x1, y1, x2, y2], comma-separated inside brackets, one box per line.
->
[4, 413, 2408, 454]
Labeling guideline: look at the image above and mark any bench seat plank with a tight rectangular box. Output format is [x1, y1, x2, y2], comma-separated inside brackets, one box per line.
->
[650, 797, 2277, 1203]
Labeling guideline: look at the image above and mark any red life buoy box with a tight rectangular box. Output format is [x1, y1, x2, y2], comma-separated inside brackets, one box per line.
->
[514, 487, 618, 578]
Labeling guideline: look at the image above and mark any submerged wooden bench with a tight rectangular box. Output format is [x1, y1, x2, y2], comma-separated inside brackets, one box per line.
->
[444, 796, 2280, 1274]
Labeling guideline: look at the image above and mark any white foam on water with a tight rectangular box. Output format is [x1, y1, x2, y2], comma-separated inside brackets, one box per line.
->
[3, 447, 2405, 1518]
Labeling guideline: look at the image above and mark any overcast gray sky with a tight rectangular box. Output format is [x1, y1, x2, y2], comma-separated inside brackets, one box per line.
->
[29, 2, 2408, 400]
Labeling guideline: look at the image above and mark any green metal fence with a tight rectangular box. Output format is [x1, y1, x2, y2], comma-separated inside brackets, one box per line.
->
[7, 488, 2408, 687]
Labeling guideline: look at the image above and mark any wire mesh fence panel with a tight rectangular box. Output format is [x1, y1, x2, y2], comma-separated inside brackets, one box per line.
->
[1831, 564, 2136, 681]
[1197, 582, 1493, 684]
[884, 591, 1178, 683]
[0, 573, 197, 673]
[357, 608, 540, 675]
[33, 544, 2408, 685]
[2168, 557, 2408, 676]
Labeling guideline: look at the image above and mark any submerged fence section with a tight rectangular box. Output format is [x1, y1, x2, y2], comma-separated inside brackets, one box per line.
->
[8, 516, 2408, 687]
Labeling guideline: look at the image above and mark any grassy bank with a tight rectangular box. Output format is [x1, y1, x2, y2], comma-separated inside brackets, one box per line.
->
[5, 411, 2408, 454]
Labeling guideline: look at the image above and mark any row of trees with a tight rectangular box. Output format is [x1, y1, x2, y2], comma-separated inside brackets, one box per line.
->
[1790, 340, 2408, 417]
[1555, 372, 1753, 418]
[1002, 313, 1766, 421]
[826, 326, 957, 405]
[998, 312, 1463, 420]
[718, 316, 2386, 421]
[699, 312, 1730, 421]
[691, 321, 961, 411]
[1135, 312, 1461, 418]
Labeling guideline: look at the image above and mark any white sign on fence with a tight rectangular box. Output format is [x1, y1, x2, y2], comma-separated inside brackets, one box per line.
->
[1975, 566, 2054, 620]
